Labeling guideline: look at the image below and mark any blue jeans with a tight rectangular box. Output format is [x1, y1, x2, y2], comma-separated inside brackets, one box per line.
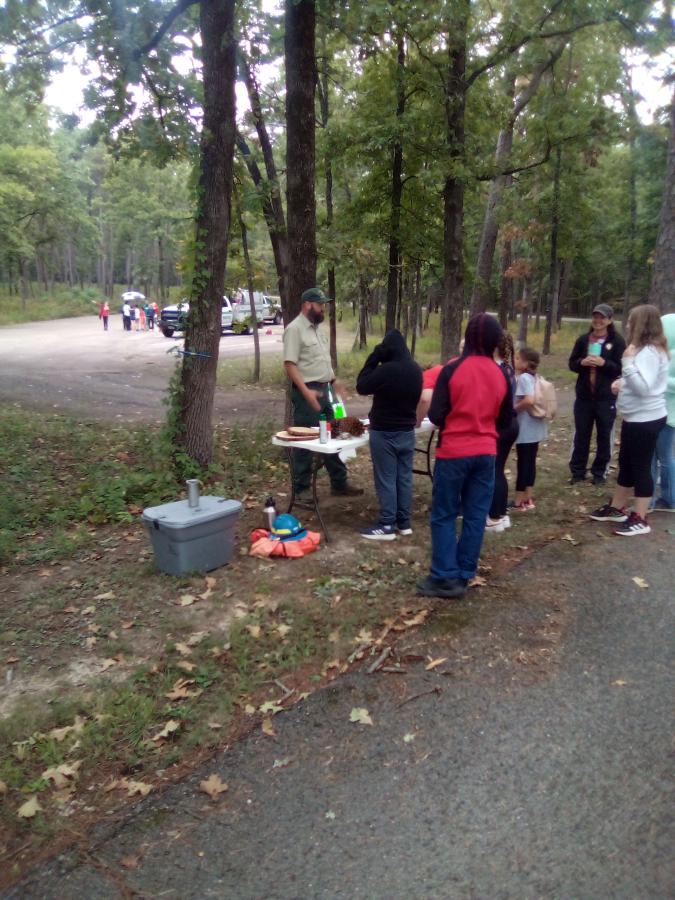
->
[369, 429, 416, 527]
[652, 423, 675, 507]
[430, 455, 495, 582]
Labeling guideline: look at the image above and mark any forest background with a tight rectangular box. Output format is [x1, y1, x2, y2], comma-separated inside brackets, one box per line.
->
[0, 0, 673, 466]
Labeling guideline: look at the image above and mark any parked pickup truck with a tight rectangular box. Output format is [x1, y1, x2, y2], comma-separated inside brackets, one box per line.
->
[159, 292, 282, 338]
[231, 289, 283, 326]
[159, 298, 232, 338]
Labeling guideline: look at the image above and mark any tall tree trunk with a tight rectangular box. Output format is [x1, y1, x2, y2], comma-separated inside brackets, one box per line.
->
[543, 145, 562, 354]
[284, 0, 316, 322]
[317, 22, 337, 370]
[235, 190, 261, 383]
[385, 35, 405, 332]
[236, 134, 289, 316]
[357, 274, 369, 349]
[158, 234, 166, 302]
[558, 257, 572, 325]
[497, 230, 512, 328]
[441, 4, 468, 362]
[517, 278, 531, 344]
[410, 258, 421, 358]
[648, 88, 675, 313]
[175, 0, 236, 468]
[239, 54, 289, 317]
[471, 75, 515, 315]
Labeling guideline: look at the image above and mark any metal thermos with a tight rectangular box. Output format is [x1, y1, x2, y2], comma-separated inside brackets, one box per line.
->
[186, 479, 201, 509]
[319, 414, 328, 444]
[264, 496, 277, 530]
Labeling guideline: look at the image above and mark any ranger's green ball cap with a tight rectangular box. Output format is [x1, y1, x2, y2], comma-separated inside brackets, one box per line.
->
[301, 287, 329, 303]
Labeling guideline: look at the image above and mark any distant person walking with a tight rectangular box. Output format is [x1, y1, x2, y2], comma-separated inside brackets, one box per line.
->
[99, 301, 110, 331]
[513, 347, 548, 511]
[133, 305, 141, 332]
[145, 302, 155, 330]
[122, 300, 132, 332]
[568, 303, 626, 484]
[139, 305, 147, 331]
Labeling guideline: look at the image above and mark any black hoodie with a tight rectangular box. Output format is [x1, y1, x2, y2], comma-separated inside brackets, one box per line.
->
[356, 329, 423, 430]
[568, 322, 626, 402]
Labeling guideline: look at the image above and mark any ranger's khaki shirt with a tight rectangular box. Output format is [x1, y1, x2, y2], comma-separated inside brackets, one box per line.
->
[283, 313, 334, 383]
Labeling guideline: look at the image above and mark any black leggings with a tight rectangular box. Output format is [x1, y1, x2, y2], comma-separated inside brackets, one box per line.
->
[617, 417, 666, 496]
[490, 417, 519, 518]
[516, 442, 539, 491]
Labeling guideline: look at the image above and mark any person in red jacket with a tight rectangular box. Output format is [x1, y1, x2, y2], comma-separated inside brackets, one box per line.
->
[417, 314, 513, 599]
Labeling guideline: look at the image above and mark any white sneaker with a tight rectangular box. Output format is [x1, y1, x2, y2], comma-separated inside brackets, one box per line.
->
[485, 517, 506, 533]
[397, 526, 413, 536]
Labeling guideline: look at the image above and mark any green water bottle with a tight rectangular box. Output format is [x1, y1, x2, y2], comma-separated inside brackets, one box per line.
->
[328, 383, 346, 419]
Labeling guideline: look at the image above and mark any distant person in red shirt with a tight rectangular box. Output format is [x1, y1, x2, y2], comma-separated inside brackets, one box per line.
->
[99, 301, 110, 331]
[417, 314, 513, 599]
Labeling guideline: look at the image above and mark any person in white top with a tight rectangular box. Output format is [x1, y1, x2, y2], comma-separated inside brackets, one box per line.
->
[590, 305, 669, 536]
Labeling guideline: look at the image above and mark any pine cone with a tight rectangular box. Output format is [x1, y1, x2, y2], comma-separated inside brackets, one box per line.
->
[335, 415, 364, 437]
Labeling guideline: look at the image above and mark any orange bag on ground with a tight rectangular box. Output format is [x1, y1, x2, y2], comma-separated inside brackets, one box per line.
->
[249, 529, 321, 558]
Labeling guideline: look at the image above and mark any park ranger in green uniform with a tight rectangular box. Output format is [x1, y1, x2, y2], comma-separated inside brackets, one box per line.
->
[283, 287, 363, 503]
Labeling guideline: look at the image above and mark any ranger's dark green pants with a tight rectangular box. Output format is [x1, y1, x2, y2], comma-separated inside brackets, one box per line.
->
[291, 383, 347, 492]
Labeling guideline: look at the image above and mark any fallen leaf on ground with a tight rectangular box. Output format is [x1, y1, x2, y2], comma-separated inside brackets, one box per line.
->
[272, 757, 291, 769]
[125, 780, 153, 797]
[612, 679, 628, 686]
[261, 718, 276, 737]
[100, 658, 118, 671]
[403, 733, 416, 743]
[84, 637, 97, 650]
[325, 810, 336, 820]
[402, 610, 429, 627]
[178, 594, 197, 607]
[87, 623, 101, 634]
[350, 707, 373, 726]
[259, 701, 283, 715]
[6, 655, 20, 664]
[81, 606, 96, 616]
[561, 534, 579, 545]
[165, 678, 202, 701]
[176, 660, 196, 673]
[0, 780, 7, 795]
[246, 624, 262, 638]
[48, 716, 86, 742]
[42, 761, 81, 789]
[352, 628, 373, 645]
[244, 704, 256, 715]
[425, 658, 447, 671]
[17, 796, 42, 818]
[151, 720, 180, 742]
[276, 624, 291, 638]
[121, 620, 135, 629]
[187, 632, 207, 646]
[328, 629, 340, 643]
[204, 576, 217, 590]
[93, 591, 115, 601]
[120, 856, 140, 870]
[63, 605, 78, 614]
[208, 722, 223, 730]
[632, 576, 649, 589]
[469, 575, 488, 588]
[174, 642, 193, 656]
[199, 773, 228, 799]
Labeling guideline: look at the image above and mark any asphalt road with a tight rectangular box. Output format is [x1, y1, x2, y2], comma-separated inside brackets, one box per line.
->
[0, 316, 286, 425]
[9, 526, 674, 899]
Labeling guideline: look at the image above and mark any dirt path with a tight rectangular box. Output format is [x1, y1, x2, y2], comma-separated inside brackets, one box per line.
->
[0, 316, 296, 425]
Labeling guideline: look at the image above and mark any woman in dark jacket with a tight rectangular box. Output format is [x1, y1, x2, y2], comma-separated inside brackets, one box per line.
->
[356, 330, 422, 540]
[568, 303, 626, 484]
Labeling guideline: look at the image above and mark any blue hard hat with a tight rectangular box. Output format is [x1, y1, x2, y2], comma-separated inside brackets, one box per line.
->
[271, 513, 303, 537]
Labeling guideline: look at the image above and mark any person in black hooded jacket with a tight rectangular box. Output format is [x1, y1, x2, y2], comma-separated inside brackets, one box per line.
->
[356, 329, 422, 540]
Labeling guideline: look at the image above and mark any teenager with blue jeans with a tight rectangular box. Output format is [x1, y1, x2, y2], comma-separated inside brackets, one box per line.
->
[417, 315, 513, 599]
[356, 330, 422, 540]
[651, 313, 675, 512]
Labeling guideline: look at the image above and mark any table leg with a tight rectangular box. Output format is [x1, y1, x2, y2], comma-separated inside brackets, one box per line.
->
[283, 448, 330, 542]
[412, 431, 435, 481]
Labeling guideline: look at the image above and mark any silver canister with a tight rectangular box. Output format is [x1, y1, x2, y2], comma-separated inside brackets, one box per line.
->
[186, 479, 201, 508]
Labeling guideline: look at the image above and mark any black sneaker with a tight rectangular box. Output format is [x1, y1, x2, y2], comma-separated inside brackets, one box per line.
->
[360, 524, 396, 541]
[569, 475, 586, 485]
[331, 484, 364, 497]
[614, 512, 651, 536]
[589, 504, 628, 522]
[416, 576, 467, 599]
[591, 475, 606, 485]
